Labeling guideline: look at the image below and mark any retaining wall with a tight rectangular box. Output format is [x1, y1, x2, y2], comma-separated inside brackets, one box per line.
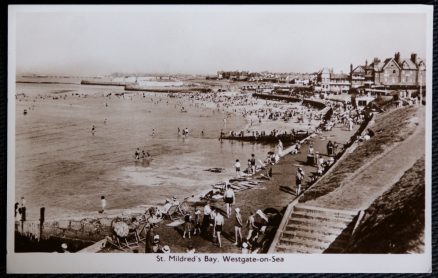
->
[15, 212, 144, 247]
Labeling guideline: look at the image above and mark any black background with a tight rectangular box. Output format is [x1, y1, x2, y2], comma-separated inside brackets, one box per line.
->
[0, 0, 436, 276]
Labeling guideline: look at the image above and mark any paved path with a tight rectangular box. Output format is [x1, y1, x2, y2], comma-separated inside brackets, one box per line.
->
[306, 107, 425, 211]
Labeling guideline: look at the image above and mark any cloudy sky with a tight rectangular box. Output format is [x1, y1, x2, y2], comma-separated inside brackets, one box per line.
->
[13, 6, 428, 75]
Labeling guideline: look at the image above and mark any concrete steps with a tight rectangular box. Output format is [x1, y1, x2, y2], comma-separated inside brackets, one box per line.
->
[273, 204, 358, 253]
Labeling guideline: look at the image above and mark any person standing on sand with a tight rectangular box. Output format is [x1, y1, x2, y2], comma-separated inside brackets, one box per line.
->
[202, 202, 212, 236]
[234, 208, 243, 245]
[247, 159, 252, 174]
[246, 212, 257, 240]
[214, 211, 225, 248]
[194, 208, 202, 235]
[144, 225, 155, 253]
[234, 159, 241, 177]
[250, 154, 256, 174]
[224, 184, 235, 218]
[91, 125, 96, 136]
[134, 148, 140, 160]
[210, 208, 217, 238]
[183, 211, 193, 239]
[100, 196, 106, 213]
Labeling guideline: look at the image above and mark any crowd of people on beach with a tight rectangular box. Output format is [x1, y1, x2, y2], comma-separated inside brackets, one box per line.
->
[134, 148, 152, 160]
[18, 85, 368, 254]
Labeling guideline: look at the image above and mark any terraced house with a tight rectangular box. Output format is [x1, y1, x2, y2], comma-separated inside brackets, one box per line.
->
[351, 52, 426, 89]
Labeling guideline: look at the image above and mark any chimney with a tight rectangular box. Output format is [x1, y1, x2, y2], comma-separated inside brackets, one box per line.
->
[394, 52, 400, 63]
[350, 64, 353, 74]
[411, 53, 417, 64]
[373, 57, 379, 64]
[365, 59, 368, 67]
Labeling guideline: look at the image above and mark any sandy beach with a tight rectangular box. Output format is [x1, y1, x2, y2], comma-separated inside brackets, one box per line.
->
[15, 81, 323, 221]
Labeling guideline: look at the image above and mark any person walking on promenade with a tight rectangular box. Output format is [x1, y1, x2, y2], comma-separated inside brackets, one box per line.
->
[250, 154, 256, 174]
[193, 208, 202, 236]
[224, 184, 235, 218]
[296, 167, 305, 196]
[202, 202, 212, 236]
[183, 211, 192, 239]
[214, 211, 225, 248]
[234, 159, 241, 177]
[246, 211, 257, 240]
[234, 208, 243, 246]
[100, 196, 107, 213]
[327, 140, 334, 156]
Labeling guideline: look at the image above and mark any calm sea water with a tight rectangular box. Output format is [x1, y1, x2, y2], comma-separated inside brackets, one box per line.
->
[15, 82, 274, 219]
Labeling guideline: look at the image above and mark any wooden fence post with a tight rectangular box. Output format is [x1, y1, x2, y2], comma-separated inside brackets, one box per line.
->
[39, 207, 45, 241]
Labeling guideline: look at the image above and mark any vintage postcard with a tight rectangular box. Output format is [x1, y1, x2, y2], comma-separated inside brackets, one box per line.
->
[7, 4, 432, 273]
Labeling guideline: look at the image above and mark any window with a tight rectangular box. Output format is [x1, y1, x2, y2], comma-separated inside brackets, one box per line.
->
[393, 70, 396, 74]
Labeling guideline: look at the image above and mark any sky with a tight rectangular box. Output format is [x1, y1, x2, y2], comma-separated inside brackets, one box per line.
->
[13, 6, 428, 76]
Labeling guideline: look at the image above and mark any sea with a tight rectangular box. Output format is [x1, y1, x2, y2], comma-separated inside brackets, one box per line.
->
[15, 80, 275, 219]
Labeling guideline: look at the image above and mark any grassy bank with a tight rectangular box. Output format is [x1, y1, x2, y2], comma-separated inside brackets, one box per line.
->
[345, 157, 425, 253]
[299, 106, 418, 203]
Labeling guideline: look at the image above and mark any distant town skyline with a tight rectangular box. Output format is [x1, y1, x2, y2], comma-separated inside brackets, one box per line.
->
[13, 6, 427, 76]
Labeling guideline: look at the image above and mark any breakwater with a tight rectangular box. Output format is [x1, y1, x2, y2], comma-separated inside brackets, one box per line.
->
[124, 84, 212, 93]
[222, 94, 332, 144]
[81, 80, 127, 86]
[221, 131, 309, 144]
[253, 93, 327, 110]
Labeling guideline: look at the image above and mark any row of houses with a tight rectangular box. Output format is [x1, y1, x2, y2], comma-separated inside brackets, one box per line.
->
[317, 52, 426, 94]
[216, 70, 317, 84]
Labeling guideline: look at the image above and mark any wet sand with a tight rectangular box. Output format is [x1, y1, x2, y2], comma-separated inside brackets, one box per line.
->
[15, 82, 320, 220]
[102, 125, 357, 253]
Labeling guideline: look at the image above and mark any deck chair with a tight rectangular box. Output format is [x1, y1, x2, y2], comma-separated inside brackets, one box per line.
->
[163, 204, 186, 220]
[112, 221, 139, 250]
[134, 222, 148, 242]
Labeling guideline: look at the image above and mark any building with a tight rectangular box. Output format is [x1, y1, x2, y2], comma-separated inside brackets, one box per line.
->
[351, 52, 426, 89]
[350, 61, 374, 89]
[317, 68, 351, 94]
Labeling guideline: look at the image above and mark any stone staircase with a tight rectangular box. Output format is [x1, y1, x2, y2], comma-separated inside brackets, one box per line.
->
[272, 204, 359, 253]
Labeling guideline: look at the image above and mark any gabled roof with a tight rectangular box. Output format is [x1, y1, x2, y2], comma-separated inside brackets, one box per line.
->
[352, 65, 365, 74]
[382, 58, 401, 70]
[416, 58, 426, 67]
[399, 59, 417, 70]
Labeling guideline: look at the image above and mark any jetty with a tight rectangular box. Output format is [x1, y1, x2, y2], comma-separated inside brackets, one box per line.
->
[124, 84, 212, 93]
